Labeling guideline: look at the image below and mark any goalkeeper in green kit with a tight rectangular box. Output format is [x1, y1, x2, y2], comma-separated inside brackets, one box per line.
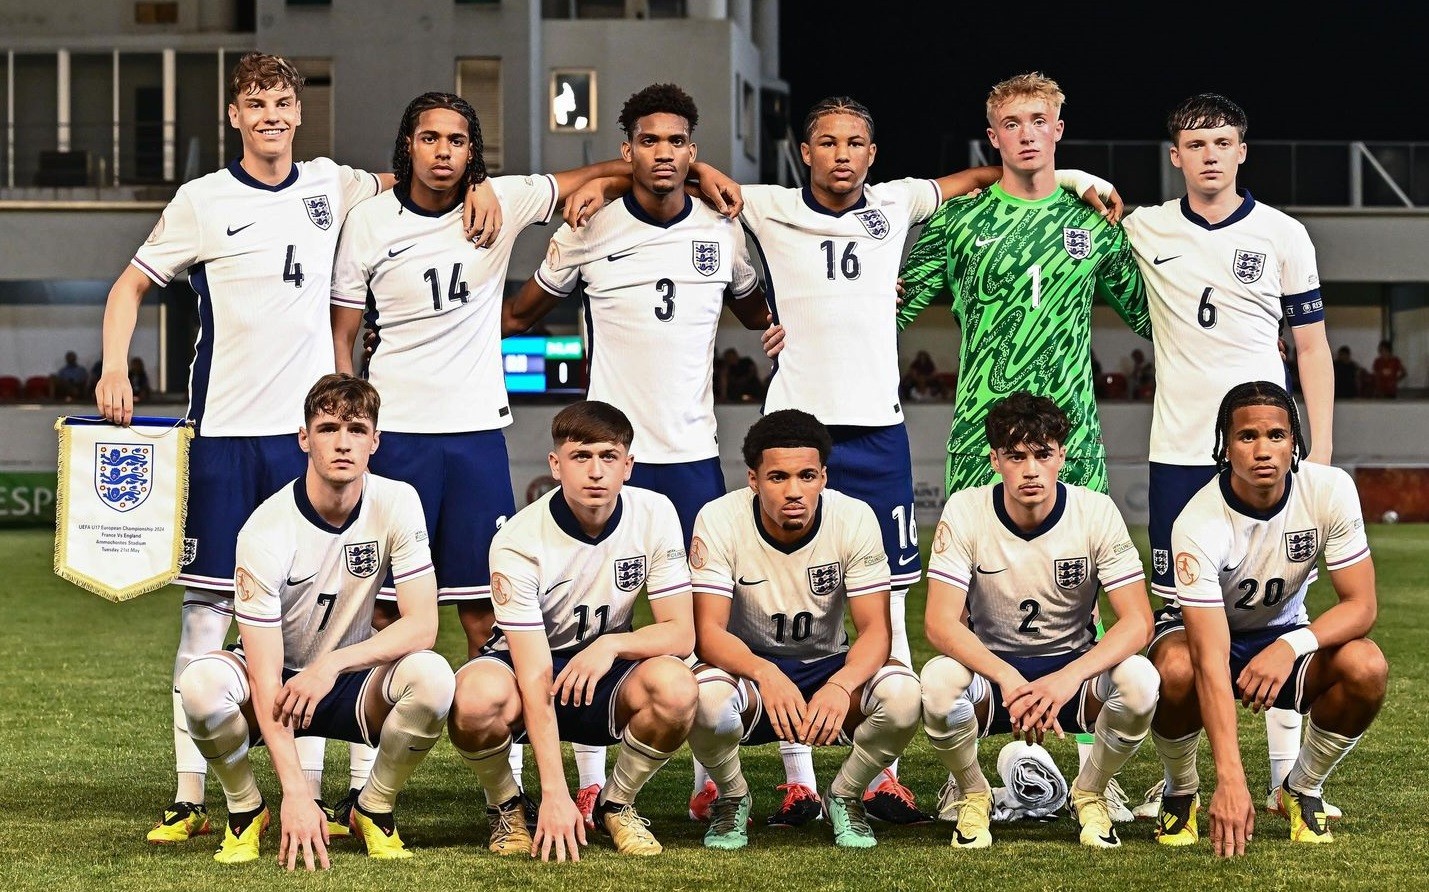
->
[899, 72, 1150, 496]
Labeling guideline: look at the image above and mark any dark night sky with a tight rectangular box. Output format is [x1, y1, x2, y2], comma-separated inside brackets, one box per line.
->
[778, 2, 1429, 181]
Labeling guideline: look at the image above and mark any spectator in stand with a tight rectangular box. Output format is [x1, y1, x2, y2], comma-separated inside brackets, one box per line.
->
[1333, 345, 1365, 400]
[1372, 340, 1407, 398]
[714, 347, 741, 402]
[1129, 348, 1155, 399]
[54, 351, 89, 401]
[900, 350, 948, 403]
[725, 355, 767, 402]
[129, 357, 152, 403]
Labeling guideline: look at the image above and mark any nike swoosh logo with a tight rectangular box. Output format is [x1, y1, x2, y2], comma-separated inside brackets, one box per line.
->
[407, 745, 434, 752]
[607, 250, 637, 262]
[737, 576, 766, 586]
[226, 222, 255, 236]
[387, 244, 416, 258]
[975, 565, 1006, 575]
[285, 572, 318, 586]
[954, 830, 979, 845]
[544, 580, 571, 597]
[1098, 831, 1119, 845]
[897, 554, 917, 566]
[1153, 255, 1181, 265]
[974, 235, 1002, 247]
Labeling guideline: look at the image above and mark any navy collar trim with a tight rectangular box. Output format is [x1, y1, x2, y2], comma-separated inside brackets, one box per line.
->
[801, 185, 867, 217]
[623, 191, 693, 228]
[1219, 468, 1294, 521]
[1180, 188, 1256, 230]
[395, 183, 461, 218]
[550, 489, 624, 544]
[993, 482, 1067, 540]
[228, 157, 300, 192]
[292, 477, 363, 534]
[751, 492, 823, 554]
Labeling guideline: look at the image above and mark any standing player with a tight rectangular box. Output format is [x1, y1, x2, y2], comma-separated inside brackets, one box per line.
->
[919, 392, 1158, 849]
[1121, 94, 1337, 818]
[1146, 381, 1386, 855]
[686, 410, 922, 849]
[177, 374, 453, 868]
[446, 401, 697, 860]
[502, 83, 764, 824]
[898, 72, 1149, 496]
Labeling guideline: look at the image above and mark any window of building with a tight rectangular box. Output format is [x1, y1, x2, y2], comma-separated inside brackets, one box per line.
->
[134, 2, 179, 24]
[550, 69, 596, 132]
[289, 59, 332, 162]
[456, 58, 504, 173]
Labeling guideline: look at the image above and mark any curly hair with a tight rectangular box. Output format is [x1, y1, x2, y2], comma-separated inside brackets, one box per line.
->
[742, 409, 832, 469]
[984, 391, 1071, 453]
[228, 52, 304, 104]
[391, 92, 488, 191]
[801, 96, 875, 144]
[618, 83, 699, 138]
[1211, 380, 1306, 472]
[1167, 93, 1248, 142]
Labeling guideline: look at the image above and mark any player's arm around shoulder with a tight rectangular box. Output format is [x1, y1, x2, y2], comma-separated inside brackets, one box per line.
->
[1093, 220, 1152, 339]
[896, 198, 966, 331]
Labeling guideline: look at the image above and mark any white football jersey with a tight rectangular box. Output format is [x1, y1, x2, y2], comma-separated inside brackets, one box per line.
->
[233, 474, 433, 671]
[690, 488, 890, 661]
[1123, 192, 1324, 465]
[535, 194, 758, 463]
[133, 158, 380, 437]
[740, 179, 942, 427]
[489, 485, 690, 653]
[1172, 462, 1369, 632]
[331, 175, 558, 433]
[927, 483, 1145, 656]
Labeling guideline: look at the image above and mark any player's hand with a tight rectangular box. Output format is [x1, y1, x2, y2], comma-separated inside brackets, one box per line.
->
[753, 666, 806, 743]
[462, 178, 503, 248]
[1207, 780, 1255, 858]
[361, 324, 379, 364]
[1082, 185, 1125, 226]
[95, 370, 134, 425]
[1237, 639, 1296, 713]
[552, 638, 616, 707]
[278, 796, 331, 871]
[894, 276, 906, 307]
[799, 681, 853, 746]
[563, 179, 612, 229]
[274, 661, 338, 730]
[693, 163, 744, 218]
[761, 323, 785, 359]
[1005, 670, 1077, 742]
[532, 792, 586, 862]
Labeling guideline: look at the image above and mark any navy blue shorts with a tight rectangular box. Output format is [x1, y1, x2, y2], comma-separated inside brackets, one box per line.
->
[744, 651, 847, 746]
[179, 434, 306, 592]
[826, 424, 920, 589]
[228, 644, 377, 747]
[980, 651, 1093, 737]
[629, 456, 725, 548]
[1149, 612, 1312, 713]
[371, 429, 516, 604]
[479, 649, 640, 746]
[1148, 463, 1218, 601]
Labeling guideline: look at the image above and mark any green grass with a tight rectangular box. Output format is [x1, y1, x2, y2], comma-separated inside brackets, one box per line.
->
[1, 526, 1427, 890]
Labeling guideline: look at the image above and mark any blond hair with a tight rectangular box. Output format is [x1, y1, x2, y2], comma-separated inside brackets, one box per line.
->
[986, 72, 1064, 125]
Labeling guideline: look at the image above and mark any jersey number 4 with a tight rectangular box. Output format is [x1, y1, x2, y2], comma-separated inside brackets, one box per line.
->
[425, 264, 471, 311]
[283, 245, 305, 288]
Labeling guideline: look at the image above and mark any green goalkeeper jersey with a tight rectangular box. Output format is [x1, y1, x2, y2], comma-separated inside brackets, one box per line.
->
[898, 183, 1150, 494]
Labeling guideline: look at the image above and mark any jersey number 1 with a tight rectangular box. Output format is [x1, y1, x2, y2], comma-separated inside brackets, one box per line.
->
[425, 264, 471, 311]
[820, 241, 861, 280]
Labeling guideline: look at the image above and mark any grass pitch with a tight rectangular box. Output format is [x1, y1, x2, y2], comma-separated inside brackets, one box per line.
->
[0, 525, 1426, 891]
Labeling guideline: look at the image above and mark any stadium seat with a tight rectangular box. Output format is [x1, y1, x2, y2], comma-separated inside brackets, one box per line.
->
[0, 376, 19, 401]
[1102, 372, 1128, 400]
[22, 376, 53, 400]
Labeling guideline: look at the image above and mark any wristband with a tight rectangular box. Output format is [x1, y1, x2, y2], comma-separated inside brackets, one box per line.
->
[826, 680, 852, 697]
[1278, 627, 1320, 658]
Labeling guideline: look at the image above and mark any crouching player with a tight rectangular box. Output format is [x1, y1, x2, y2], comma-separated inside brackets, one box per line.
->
[177, 374, 453, 868]
[920, 392, 1158, 849]
[1149, 381, 1386, 856]
[686, 410, 922, 850]
[447, 401, 697, 860]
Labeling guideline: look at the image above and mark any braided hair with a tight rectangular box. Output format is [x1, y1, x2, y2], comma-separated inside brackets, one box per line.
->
[1211, 380, 1307, 472]
[801, 96, 875, 143]
[391, 92, 487, 191]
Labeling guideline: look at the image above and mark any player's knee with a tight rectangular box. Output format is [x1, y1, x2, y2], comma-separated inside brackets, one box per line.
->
[389, 650, 457, 719]
[1150, 635, 1195, 701]
[867, 667, 922, 731]
[641, 657, 699, 722]
[450, 663, 515, 736]
[1334, 638, 1389, 703]
[1109, 654, 1161, 719]
[177, 653, 245, 726]
[921, 654, 974, 724]
[694, 667, 741, 729]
